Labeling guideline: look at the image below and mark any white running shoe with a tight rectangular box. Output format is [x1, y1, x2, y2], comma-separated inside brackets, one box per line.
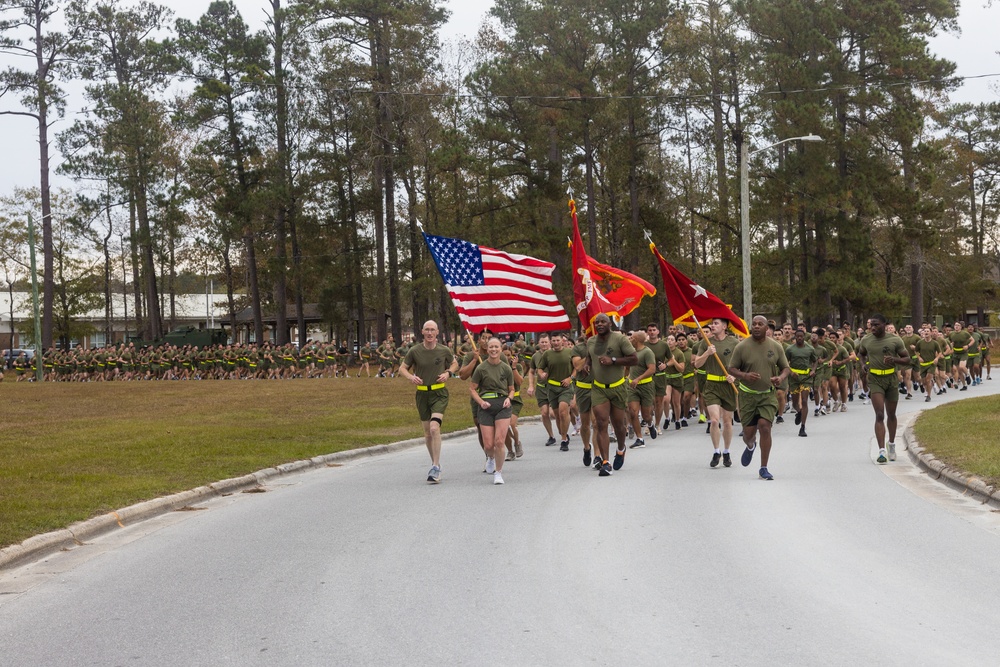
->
[888, 443, 896, 461]
[485, 457, 496, 474]
[493, 471, 504, 485]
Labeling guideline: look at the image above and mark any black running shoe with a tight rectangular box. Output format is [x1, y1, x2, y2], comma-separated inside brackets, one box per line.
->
[663, 418, 670, 430]
[545, 436, 556, 446]
[710, 452, 721, 468]
[794, 411, 801, 426]
[722, 452, 732, 467]
[675, 421, 681, 431]
[680, 419, 688, 428]
[776, 415, 784, 424]
[560, 439, 569, 451]
[848, 393, 854, 402]
[599, 462, 612, 476]
[960, 386, 968, 391]
[759, 467, 774, 480]
[629, 438, 645, 449]
[583, 448, 592, 467]
[613, 448, 626, 470]
[649, 424, 658, 439]
[799, 426, 807, 437]
[594, 456, 603, 470]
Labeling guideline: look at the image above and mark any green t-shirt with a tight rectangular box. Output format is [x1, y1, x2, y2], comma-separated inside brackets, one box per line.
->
[647, 339, 669, 369]
[729, 337, 789, 392]
[857, 333, 908, 372]
[694, 335, 739, 377]
[537, 347, 574, 383]
[571, 341, 591, 383]
[629, 346, 656, 380]
[471, 359, 514, 396]
[402, 343, 455, 386]
[586, 332, 636, 385]
[913, 339, 941, 365]
[784, 342, 818, 371]
[949, 330, 973, 351]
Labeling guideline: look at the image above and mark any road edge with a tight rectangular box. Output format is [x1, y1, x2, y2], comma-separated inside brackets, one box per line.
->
[903, 419, 1000, 510]
[0, 417, 539, 572]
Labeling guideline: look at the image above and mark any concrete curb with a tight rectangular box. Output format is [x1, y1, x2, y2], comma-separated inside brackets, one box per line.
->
[903, 420, 1000, 510]
[1, 418, 539, 572]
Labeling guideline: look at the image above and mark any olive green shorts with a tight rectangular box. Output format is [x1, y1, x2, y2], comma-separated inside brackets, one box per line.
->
[591, 382, 628, 410]
[702, 379, 737, 413]
[547, 382, 575, 407]
[867, 372, 899, 402]
[627, 380, 655, 407]
[575, 385, 592, 414]
[415, 388, 449, 422]
[739, 389, 778, 427]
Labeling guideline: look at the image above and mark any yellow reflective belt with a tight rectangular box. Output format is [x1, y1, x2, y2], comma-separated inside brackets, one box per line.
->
[480, 392, 502, 399]
[707, 373, 728, 382]
[682, 372, 695, 379]
[791, 367, 811, 375]
[593, 377, 626, 389]
[513, 391, 520, 397]
[920, 360, 935, 367]
[417, 383, 446, 391]
[664, 373, 682, 379]
[869, 368, 895, 376]
[738, 383, 773, 394]
[654, 371, 667, 376]
[636, 377, 653, 384]
[547, 378, 564, 386]
[575, 381, 592, 389]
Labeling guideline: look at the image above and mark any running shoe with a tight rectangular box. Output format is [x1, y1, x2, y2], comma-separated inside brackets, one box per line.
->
[599, 462, 613, 476]
[960, 385, 968, 391]
[705, 421, 712, 434]
[798, 426, 807, 438]
[775, 415, 784, 424]
[493, 471, 504, 485]
[594, 456, 603, 470]
[630, 438, 646, 449]
[905, 394, 912, 400]
[840, 404, 847, 412]
[680, 419, 689, 428]
[515, 442, 524, 458]
[722, 452, 732, 467]
[888, 443, 896, 461]
[794, 412, 802, 426]
[485, 457, 496, 474]
[925, 396, 931, 402]
[710, 452, 721, 468]
[814, 407, 820, 417]
[545, 436, 557, 446]
[427, 465, 441, 483]
[505, 451, 515, 461]
[759, 467, 774, 481]
[649, 424, 658, 439]
[675, 421, 681, 431]
[877, 448, 888, 464]
[663, 418, 670, 430]
[560, 439, 569, 452]
[741, 441, 757, 467]
[699, 414, 707, 424]
[613, 448, 626, 470]
[583, 448, 592, 467]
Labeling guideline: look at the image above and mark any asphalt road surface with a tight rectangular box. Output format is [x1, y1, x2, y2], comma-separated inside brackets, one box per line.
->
[3, 381, 1000, 666]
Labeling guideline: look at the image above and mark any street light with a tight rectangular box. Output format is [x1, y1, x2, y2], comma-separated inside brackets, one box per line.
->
[739, 134, 823, 324]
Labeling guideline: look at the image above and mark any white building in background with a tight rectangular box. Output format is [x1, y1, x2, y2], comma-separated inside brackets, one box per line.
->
[0, 291, 229, 349]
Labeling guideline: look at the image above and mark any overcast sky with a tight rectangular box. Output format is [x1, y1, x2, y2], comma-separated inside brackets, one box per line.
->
[0, 0, 996, 198]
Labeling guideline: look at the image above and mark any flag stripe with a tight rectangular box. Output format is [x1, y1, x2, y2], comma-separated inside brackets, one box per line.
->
[424, 232, 571, 333]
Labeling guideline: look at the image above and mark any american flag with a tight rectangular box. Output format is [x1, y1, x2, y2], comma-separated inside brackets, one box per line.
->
[423, 232, 571, 333]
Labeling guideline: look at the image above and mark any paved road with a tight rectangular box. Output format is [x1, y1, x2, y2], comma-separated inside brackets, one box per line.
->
[2, 382, 1000, 666]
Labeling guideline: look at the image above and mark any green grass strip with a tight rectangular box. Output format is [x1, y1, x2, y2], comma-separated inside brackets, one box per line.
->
[912, 394, 1000, 489]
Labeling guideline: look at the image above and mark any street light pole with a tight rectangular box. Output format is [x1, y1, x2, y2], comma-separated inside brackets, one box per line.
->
[740, 134, 823, 324]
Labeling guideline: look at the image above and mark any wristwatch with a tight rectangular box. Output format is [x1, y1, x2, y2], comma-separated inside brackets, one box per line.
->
[611, 356, 617, 364]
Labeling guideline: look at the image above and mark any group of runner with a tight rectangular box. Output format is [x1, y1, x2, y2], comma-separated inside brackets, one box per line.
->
[13, 341, 359, 382]
[402, 315, 993, 485]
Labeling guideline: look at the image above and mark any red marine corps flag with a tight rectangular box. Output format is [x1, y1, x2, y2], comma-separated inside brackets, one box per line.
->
[648, 237, 749, 337]
[570, 197, 655, 335]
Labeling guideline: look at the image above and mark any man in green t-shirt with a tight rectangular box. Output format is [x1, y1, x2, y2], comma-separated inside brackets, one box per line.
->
[948, 321, 974, 389]
[913, 326, 942, 402]
[857, 313, 910, 464]
[585, 314, 638, 476]
[400, 320, 458, 484]
[645, 323, 670, 431]
[693, 318, 739, 468]
[729, 316, 790, 481]
[537, 332, 576, 451]
[527, 334, 556, 446]
[626, 331, 657, 449]
[784, 329, 819, 438]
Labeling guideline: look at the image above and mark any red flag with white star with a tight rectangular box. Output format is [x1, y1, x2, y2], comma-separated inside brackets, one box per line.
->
[649, 241, 749, 337]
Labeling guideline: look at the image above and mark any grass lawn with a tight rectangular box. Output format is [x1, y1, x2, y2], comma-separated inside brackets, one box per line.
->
[912, 393, 1000, 488]
[1, 377, 536, 550]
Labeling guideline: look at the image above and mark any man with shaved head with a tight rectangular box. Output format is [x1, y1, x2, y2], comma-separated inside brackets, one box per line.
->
[400, 320, 459, 483]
